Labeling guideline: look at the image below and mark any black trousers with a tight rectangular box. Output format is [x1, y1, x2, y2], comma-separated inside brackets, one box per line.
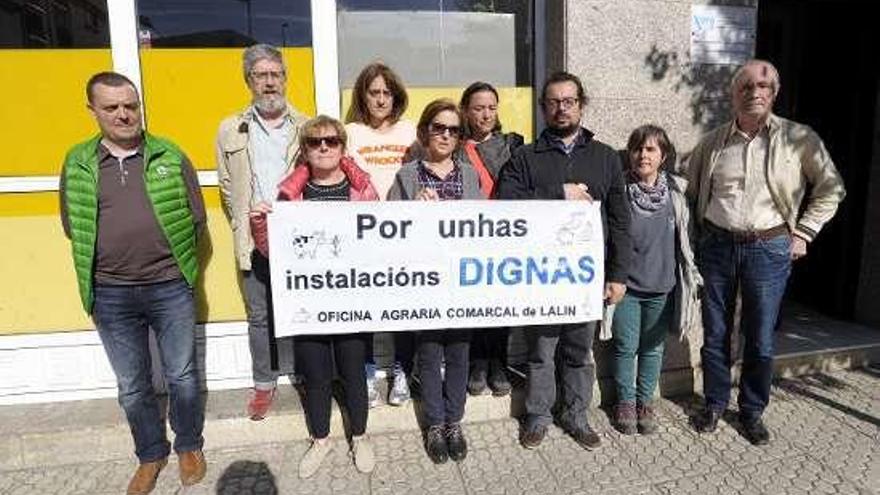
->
[469, 327, 509, 372]
[418, 329, 471, 427]
[295, 333, 368, 438]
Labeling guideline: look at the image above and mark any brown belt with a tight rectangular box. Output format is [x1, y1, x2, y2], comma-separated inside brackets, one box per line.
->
[705, 221, 789, 243]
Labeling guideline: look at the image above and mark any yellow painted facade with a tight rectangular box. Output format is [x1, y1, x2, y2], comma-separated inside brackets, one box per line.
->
[0, 47, 533, 336]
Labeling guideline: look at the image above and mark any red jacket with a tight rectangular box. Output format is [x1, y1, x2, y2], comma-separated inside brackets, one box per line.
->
[251, 156, 379, 257]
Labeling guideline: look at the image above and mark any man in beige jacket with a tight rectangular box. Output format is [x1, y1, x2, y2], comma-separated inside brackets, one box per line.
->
[216, 44, 308, 420]
[683, 59, 845, 445]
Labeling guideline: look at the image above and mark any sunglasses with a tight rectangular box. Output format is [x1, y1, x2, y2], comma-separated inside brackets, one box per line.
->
[304, 136, 342, 149]
[428, 123, 462, 137]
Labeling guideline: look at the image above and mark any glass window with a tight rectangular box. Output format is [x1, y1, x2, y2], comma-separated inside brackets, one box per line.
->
[136, 0, 311, 48]
[0, 0, 109, 48]
[337, 0, 535, 140]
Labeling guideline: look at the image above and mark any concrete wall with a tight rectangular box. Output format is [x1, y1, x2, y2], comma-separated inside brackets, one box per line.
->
[555, 0, 758, 398]
[561, 0, 756, 152]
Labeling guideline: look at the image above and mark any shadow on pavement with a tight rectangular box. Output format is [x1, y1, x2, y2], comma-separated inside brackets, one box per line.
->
[216, 460, 278, 495]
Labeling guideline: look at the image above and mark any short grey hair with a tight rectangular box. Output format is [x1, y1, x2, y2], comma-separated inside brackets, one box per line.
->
[242, 44, 286, 82]
[730, 59, 781, 95]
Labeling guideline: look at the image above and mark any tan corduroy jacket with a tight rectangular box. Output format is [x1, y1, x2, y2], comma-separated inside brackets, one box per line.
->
[216, 104, 308, 270]
[682, 114, 846, 241]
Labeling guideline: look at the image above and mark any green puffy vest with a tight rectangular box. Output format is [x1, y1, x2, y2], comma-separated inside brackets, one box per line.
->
[62, 133, 199, 313]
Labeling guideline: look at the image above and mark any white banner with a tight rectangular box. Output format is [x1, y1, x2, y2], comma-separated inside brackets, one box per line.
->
[268, 200, 605, 337]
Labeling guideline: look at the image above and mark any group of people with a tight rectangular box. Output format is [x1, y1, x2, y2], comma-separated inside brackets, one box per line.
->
[59, 42, 845, 494]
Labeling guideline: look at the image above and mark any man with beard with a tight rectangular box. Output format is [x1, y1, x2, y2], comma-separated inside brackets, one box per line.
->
[496, 71, 631, 450]
[217, 44, 308, 420]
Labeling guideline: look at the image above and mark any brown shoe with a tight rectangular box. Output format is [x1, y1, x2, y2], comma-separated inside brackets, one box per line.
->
[178, 450, 206, 486]
[127, 457, 167, 495]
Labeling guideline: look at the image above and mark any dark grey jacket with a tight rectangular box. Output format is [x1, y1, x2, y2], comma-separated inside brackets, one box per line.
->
[387, 159, 484, 200]
[495, 128, 632, 283]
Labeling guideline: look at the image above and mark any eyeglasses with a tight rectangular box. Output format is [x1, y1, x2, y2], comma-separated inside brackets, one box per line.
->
[428, 123, 462, 137]
[543, 97, 579, 110]
[250, 70, 285, 82]
[304, 136, 342, 149]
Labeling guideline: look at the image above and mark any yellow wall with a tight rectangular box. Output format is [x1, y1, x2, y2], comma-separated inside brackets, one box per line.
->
[0, 48, 534, 335]
[342, 87, 533, 143]
[140, 47, 316, 170]
[0, 50, 112, 175]
[0, 47, 316, 335]
[0, 191, 246, 334]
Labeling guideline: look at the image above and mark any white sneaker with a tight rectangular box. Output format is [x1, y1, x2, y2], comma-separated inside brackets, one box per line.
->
[299, 438, 333, 479]
[366, 376, 381, 408]
[351, 435, 375, 474]
[387, 370, 411, 406]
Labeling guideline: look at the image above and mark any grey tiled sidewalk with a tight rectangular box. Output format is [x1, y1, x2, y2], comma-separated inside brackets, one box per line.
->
[2, 367, 877, 495]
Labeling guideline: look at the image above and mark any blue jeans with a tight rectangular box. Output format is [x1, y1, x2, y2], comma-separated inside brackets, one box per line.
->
[699, 228, 791, 420]
[612, 290, 672, 404]
[92, 279, 205, 462]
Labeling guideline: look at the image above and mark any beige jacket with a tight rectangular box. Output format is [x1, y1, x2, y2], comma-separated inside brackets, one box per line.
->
[682, 114, 845, 241]
[216, 104, 308, 270]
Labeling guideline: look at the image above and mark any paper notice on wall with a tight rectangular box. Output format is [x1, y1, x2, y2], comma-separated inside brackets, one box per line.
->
[690, 5, 757, 65]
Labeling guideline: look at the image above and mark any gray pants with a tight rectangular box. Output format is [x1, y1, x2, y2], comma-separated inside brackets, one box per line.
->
[242, 252, 278, 389]
[524, 322, 597, 431]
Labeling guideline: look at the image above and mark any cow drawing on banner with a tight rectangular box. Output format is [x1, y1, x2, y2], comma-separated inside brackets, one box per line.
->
[291, 230, 342, 259]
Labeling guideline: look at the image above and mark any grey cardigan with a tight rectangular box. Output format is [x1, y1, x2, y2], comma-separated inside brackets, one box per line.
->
[387, 159, 484, 200]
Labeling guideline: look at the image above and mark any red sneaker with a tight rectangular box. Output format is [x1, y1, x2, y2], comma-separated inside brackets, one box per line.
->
[247, 388, 276, 420]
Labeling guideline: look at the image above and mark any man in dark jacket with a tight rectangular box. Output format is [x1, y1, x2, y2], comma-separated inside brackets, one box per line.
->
[496, 71, 631, 450]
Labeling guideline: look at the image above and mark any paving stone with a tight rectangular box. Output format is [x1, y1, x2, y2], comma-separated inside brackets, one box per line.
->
[370, 454, 465, 495]
[777, 374, 880, 439]
[654, 469, 759, 494]
[465, 418, 522, 450]
[2, 369, 878, 495]
[807, 435, 880, 494]
[0, 459, 132, 495]
[612, 417, 728, 484]
[738, 455, 869, 495]
[370, 429, 428, 461]
[539, 429, 648, 494]
[699, 409, 801, 467]
[276, 440, 368, 495]
[459, 445, 557, 495]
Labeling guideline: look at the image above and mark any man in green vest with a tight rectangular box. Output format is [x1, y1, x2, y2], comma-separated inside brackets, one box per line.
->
[60, 71, 207, 495]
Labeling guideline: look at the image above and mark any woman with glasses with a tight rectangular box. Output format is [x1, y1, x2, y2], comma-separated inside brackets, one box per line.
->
[271, 115, 379, 478]
[388, 99, 482, 464]
[458, 81, 524, 397]
[345, 62, 418, 408]
[611, 125, 701, 435]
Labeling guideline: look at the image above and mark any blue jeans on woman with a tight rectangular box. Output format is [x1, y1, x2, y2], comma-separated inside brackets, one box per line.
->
[612, 290, 673, 404]
[92, 278, 205, 463]
[699, 227, 791, 421]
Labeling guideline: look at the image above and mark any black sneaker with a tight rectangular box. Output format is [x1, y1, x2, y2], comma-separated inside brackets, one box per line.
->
[568, 424, 601, 450]
[467, 367, 489, 396]
[693, 407, 722, 433]
[488, 362, 512, 397]
[445, 423, 468, 462]
[425, 425, 449, 464]
[741, 417, 770, 446]
[519, 424, 547, 449]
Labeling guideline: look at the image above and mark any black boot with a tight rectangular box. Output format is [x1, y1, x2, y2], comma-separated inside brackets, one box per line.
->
[424, 425, 448, 464]
[446, 423, 468, 462]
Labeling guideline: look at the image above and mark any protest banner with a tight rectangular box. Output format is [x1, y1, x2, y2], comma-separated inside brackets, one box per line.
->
[268, 200, 605, 337]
